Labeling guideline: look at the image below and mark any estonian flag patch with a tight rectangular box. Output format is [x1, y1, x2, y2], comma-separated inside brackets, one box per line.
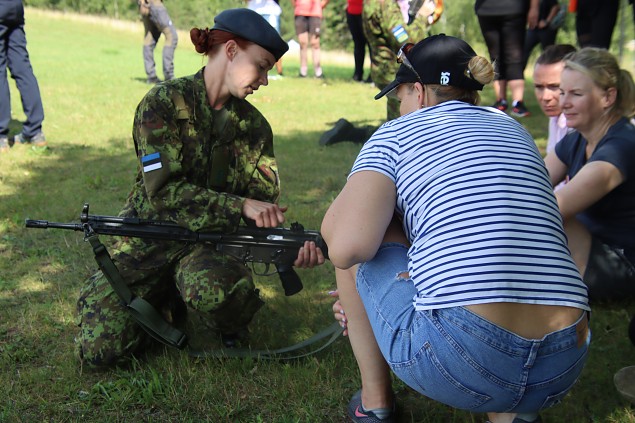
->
[141, 152, 162, 173]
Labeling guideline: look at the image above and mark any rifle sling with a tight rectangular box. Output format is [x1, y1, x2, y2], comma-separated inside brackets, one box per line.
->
[86, 233, 188, 350]
[188, 321, 343, 360]
[85, 233, 343, 359]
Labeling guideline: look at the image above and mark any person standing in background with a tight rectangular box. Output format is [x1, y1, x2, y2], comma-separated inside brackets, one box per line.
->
[475, 0, 539, 118]
[0, 0, 45, 152]
[521, 0, 560, 72]
[572, 0, 619, 49]
[247, 0, 285, 77]
[138, 0, 178, 84]
[362, 0, 438, 121]
[294, 0, 329, 78]
[346, 0, 370, 82]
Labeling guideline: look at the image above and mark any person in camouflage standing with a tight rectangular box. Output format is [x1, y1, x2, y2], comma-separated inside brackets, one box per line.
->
[363, 0, 441, 120]
[76, 8, 325, 368]
[319, 0, 442, 145]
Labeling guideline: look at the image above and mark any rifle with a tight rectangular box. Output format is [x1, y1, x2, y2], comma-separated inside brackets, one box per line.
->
[26, 203, 328, 297]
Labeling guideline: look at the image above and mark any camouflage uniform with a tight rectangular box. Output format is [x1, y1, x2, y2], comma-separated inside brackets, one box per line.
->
[363, 0, 430, 120]
[76, 69, 280, 367]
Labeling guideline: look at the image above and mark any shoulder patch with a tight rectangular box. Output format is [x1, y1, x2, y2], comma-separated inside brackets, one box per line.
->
[141, 152, 162, 173]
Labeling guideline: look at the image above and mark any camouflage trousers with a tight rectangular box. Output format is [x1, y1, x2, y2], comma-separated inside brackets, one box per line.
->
[75, 244, 263, 367]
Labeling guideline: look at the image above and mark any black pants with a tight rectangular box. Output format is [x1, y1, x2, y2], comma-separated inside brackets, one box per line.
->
[522, 27, 558, 71]
[478, 13, 527, 81]
[575, 0, 619, 49]
[346, 11, 369, 80]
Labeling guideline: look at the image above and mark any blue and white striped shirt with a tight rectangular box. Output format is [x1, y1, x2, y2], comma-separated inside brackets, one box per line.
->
[351, 101, 589, 311]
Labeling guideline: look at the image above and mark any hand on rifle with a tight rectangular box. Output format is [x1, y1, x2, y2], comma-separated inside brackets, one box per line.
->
[242, 198, 326, 268]
[242, 198, 288, 228]
[294, 240, 326, 268]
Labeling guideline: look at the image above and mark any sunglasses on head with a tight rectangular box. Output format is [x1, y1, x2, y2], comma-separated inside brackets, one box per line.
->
[397, 43, 423, 85]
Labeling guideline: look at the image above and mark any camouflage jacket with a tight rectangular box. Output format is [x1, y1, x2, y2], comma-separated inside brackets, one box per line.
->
[114, 68, 280, 267]
[363, 0, 431, 88]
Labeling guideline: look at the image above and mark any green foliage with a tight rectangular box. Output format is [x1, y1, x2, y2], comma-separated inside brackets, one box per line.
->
[1, 7, 635, 423]
[21, 0, 635, 53]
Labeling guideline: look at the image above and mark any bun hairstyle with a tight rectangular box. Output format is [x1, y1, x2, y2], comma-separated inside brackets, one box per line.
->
[431, 55, 495, 105]
[189, 28, 249, 55]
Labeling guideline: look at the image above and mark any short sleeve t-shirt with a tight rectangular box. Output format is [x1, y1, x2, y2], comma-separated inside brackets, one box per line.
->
[555, 118, 635, 250]
[351, 101, 588, 312]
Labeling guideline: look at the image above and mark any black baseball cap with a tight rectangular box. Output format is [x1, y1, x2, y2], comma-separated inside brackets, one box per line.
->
[212, 8, 289, 61]
[375, 34, 485, 100]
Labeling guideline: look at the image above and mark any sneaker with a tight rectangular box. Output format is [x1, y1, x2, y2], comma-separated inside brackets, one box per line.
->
[146, 76, 162, 84]
[319, 118, 354, 146]
[347, 390, 395, 423]
[14, 131, 46, 147]
[512, 415, 542, 423]
[615, 366, 635, 404]
[0, 136, 9, 152]
[511, 100, 531, 117]
[493, 99, 508, 112]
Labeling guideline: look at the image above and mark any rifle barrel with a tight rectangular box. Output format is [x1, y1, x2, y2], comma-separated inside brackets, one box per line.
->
[25, 219, 83, 231]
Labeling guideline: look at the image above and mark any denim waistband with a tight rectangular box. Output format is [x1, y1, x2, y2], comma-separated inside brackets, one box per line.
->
[436, 305, 588, 357]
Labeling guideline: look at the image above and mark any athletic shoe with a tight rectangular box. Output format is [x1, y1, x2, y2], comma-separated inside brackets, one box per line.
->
[146, 76, 162, 84]
[0, 136, 9, 152]
[511, 100, 531, 117]
[14, 131, 46, 147]
[319, 118, 354, 146]
[493, 99, 508, 112]
[486, 415, 541, 423]
[512, 415, 542, 423]
[615, 366, 635, 404]
[347, 390, 395, 423]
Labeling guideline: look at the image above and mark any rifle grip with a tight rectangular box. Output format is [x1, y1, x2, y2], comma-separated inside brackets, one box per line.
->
[275, 263, 303, 296]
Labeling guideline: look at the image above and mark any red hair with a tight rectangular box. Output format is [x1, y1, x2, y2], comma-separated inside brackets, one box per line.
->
[189, 28, 250, 55]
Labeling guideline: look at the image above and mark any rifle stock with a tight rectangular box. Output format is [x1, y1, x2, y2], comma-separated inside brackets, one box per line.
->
[26, 203, 328, 296]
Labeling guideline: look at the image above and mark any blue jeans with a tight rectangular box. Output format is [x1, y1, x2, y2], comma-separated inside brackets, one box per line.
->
[356, 243, 590, 413]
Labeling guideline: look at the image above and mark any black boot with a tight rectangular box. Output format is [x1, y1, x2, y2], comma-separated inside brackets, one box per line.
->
[319, 118, 355, 146]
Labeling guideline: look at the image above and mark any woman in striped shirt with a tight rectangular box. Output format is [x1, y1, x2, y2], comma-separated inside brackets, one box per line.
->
[322, 35, 590, 423]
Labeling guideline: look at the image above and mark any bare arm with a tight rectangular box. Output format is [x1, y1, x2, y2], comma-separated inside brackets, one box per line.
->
[321, 171, 397, 269]
[555, 161, 625, 219]
[544, 151, 569, 188]
[527, 0, 540, 29]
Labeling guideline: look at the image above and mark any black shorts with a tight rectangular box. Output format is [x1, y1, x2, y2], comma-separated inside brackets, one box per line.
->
[584, 236, 635, 301]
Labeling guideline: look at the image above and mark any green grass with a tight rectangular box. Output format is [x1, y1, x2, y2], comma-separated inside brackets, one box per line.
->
[1, 7, 635, 423]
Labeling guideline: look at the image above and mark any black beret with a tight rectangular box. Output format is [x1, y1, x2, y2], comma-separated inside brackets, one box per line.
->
[213, 8, 289, 61]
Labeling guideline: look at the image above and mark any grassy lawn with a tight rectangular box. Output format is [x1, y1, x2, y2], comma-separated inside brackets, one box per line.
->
[1, 7, 635, 423]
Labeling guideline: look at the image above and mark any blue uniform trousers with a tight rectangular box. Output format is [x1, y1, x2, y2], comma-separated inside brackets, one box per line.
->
[0, 21, 44, 138]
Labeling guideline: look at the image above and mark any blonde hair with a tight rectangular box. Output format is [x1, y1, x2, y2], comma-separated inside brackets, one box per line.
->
[564, 47, 635, 119]
[427, 56, 495, 105]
